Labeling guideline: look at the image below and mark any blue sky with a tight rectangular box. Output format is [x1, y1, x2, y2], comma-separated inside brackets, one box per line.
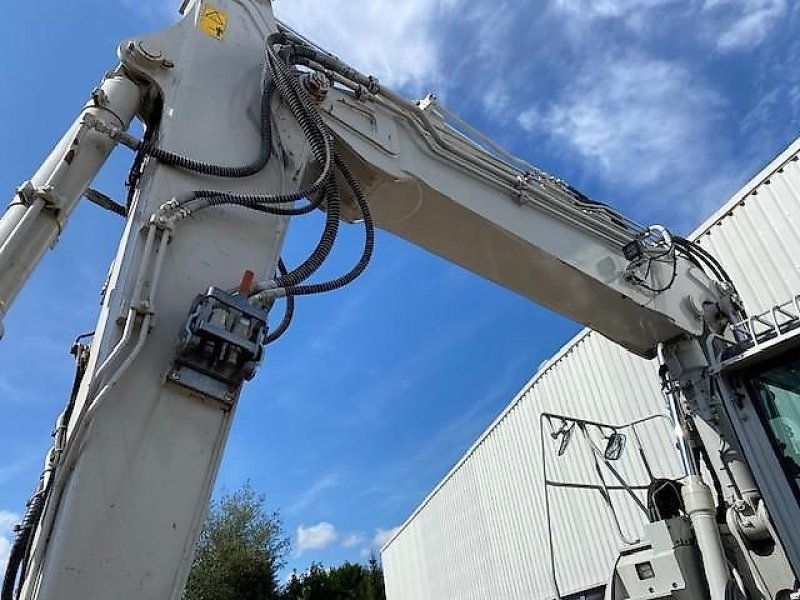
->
[1, 0, 799, 578]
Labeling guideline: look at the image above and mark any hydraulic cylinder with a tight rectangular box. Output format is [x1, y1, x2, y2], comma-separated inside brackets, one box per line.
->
[0, 71, 141, 337]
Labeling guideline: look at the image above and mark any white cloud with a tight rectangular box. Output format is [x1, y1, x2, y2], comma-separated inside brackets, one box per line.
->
[0, 511, 20, 572]
[341, 533, 365, 549]
[703, 0, 787, 52]
[274, 0, 457, 90]
[287, 472, 340, 514]
[296, 522, 339, 554]
[119, 0, 459, 90]
[519, 53, 724, 190]
[553, 0, 788, 52]
[552, 0, 680, 35]
[555, 0, 676, 19]
[372, 526, 402, 549]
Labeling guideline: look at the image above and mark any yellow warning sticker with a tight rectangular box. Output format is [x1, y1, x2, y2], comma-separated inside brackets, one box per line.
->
[199, 3, 228, 41]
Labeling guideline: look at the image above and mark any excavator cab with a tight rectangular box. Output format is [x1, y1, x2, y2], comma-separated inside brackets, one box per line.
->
[711, 299, 800, 591]
[744, 356, 800, 493]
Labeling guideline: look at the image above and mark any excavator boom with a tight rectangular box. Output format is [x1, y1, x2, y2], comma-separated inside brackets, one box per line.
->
[0, 2, 795, 599]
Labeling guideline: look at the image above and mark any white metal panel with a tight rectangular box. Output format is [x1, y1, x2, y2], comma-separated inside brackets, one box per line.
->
[383, 137, 800, 600]
[383, 330, 677, 599]
[693, 141, 800, 314]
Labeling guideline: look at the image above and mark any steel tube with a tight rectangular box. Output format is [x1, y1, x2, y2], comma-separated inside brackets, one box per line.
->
[657, 343, 699, 477]
[683, 475, 732, 600]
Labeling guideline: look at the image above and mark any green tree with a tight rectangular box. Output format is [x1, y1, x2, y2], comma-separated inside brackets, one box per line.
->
[364, 555, 386, 600]
[184, 483, 290, 600]
[280, 555, 386, 600]
[282, 563, 331, 600]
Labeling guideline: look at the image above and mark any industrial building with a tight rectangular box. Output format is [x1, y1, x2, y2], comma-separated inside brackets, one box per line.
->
[381, 138, 800, 600]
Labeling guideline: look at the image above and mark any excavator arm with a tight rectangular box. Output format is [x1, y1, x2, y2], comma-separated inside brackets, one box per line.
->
[315, 71, 722, 357]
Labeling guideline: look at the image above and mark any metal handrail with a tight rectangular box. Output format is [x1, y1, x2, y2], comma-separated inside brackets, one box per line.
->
[707, 293, 800, 368]
[539, 412, 676, 599]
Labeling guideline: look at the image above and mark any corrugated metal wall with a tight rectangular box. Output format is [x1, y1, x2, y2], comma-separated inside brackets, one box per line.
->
[382, 138, 800, 600]
[694, 148, 800, 313]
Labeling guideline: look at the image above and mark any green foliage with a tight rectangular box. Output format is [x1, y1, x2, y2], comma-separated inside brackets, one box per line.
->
[280, 554, 386, 600]
[184, 483, 290, 600]
[183, 483, 385, 600]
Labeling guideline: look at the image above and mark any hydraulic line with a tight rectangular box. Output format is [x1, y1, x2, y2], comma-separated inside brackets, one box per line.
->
[270, 155, 374, 298]
[674, 236, 735, 287]
[677, 245, 704, 270]
[160, 38, 345, 291]
[264, 258, 295, 345]
[190, 189, 326, 216]
[672, 237, 748, 326]
[84, 189, 127, 218]
[673, 237, 724, 281]
[691, 421, 728, 523]
[142, 34, 373, 344]
[2, 480, 49, 600]
[161, 42, 335, 219]
[194, 168, 341, 292]
[137, 78, 276, 179]
[685, 240, 734, 285]
[2, 339, 90, 600]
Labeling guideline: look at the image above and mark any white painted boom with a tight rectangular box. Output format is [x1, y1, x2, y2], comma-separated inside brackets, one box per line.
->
[1, 1, 794, 600]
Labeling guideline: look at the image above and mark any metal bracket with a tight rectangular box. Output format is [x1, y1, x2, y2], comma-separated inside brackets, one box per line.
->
[15, 180, 63, 211]
[417, 93, 437, 112]
[168, 287, 268, 407]
[83, 113, 141, 151]
[91, 86, 110, 109]
[121, 40, 175, 71]
[302, 71, 331, 102]
[14, 181, 36, 205]
[513, 170, 541, 206]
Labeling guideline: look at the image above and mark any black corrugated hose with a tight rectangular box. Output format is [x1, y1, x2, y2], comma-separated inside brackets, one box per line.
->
[673, 236, 736, 288]
[264, 258, 295, 345]
[184, 38, 353, 291]
[2, 339, 90, 600]
[183, 39, 336, 210]
[177, 38, 343, 291]
[2, 481, 48, 600]
[274, 154, 375, 298]
[138, 78, 276, 179]
[129, 32, 374, 341]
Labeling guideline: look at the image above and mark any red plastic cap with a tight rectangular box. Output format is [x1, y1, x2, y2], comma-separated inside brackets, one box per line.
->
[239, 270, 256, 295]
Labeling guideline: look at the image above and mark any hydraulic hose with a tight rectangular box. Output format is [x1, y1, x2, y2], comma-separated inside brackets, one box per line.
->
[674, 236, 735, 286]
[151, 34, 374, 345]
[2, 340, 89, 600]
[164, 42, 336, 219]
[248, 152, 375, 304]
[264, 258, 295, 345]
[271, 172, 341, 286]
[193, 189, 327, 217]
[138, 77, 276, 178]
[161, 38, 344, 290]
[275, 155, 374, 297]
[2, 483, 48, 600]
[238, 40, 343, 287]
